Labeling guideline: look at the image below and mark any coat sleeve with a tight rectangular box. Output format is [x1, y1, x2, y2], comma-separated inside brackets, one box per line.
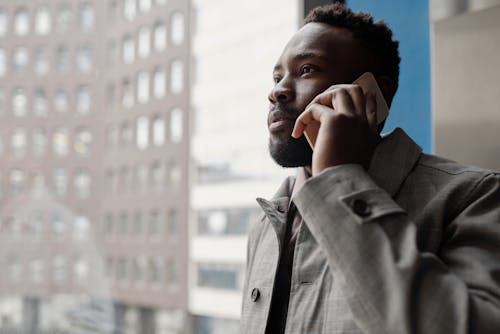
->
[293, 164, 500, 334]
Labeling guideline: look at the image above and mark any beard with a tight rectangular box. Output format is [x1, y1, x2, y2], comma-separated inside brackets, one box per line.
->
[269, 134, 312, 167]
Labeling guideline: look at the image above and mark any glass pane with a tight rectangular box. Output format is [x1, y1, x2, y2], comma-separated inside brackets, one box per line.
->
[80, 3, 95, 32]
[0, 10, 7, 36]
[12, 88, 28, 117]
[138, 27, 151, 58]
[122, 35, 135, 64]
[35, 6, 51, 35]
[13, 47, 29, 73]
[154, 22, 167, 51]
[170, 12, 185, 45]
[153, 67, 166, 98]
[136, 116, 149, 150]
[137, 71, 150, 103]
[53, 128, 69, 157]
[14, 9, 29, 36]
[77, 45, 93, 73]
[170, 108, 183, 143]
[77, 86, 91, 114]
[0, 48, 6, 76]
[170, 60, 184, 94]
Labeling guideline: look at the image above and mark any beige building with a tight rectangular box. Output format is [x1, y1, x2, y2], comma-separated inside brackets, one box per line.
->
[0, 0, 191, 333]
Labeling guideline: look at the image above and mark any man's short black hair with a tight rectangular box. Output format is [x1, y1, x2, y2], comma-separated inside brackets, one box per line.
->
[305, 4, 401, 92]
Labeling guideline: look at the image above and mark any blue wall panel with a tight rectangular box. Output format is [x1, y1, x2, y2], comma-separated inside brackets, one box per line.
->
[348, 0, 431, 152]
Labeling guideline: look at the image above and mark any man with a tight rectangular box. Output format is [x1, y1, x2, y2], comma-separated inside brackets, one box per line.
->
[240, 4, 500, 334]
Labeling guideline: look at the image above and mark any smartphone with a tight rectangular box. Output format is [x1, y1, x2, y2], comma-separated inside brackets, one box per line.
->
[303, 72, 389, 149]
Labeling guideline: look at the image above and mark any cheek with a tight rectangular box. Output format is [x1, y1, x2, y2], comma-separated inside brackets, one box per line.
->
[296, 81, 328, 107]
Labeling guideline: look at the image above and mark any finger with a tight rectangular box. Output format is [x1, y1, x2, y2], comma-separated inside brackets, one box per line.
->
[306, 84, 352, 108]
[349, 85, 367, 120]
[331, 88, 357, 117]
[365, 92, 378, 132]
[291, 103, 335, 138]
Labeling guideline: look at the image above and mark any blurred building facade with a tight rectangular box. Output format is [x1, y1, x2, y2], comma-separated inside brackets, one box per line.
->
[189, 0, 299, 333]
[0, 0, 190, 333]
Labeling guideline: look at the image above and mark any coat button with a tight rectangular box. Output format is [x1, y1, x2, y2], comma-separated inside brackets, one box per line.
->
[352, 199, 371, 217]
[251, 288, 260, 302]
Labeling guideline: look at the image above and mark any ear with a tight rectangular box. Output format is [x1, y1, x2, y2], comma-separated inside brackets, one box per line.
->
[376, 75, 396, 107]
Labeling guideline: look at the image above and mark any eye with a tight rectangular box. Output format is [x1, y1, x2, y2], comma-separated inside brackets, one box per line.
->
[273, 75, 282, 84]
[301, 64, 316, 75]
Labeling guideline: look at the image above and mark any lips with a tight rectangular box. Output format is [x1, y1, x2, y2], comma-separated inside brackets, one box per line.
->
[268, 109, 297, 132]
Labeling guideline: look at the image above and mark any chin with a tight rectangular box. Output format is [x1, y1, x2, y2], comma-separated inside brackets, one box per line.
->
[268, 136, 312, 168]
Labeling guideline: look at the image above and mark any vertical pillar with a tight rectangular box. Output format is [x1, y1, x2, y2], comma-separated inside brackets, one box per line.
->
[22, 297, 39, 334]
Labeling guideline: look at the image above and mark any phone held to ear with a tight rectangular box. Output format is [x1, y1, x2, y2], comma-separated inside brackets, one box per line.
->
[303, 72, 389, 149]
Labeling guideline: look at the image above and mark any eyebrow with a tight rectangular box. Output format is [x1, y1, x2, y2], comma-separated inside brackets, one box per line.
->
[273, 51, 329, 72]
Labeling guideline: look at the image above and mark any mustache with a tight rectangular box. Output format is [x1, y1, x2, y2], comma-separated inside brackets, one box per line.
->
[268, 103, 300, 118]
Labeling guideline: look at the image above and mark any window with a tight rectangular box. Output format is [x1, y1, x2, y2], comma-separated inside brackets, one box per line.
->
[51, 213, 66, 237]
[119, 166, 130, 192]
[74, 258, 89, 283]
[154, 22, 167, 52]
[153, 67, 166, 98]
[77, 45, 92, 73]
[107, 83, 116, 109]
[74, 169, 91, 198]
[33, 173, 46, 195]
[150, 161, 163, 192]
[33, 128, 48, 157]
[52, 256, 66, 282]
[7, 256, 20, 281]
[33, 89, 48, 117]
[53, 168, 67, 196]
[149, 210, 160, 236]
[54, 89, 69, 113]
[135, 164, 148, 193]
[14, 8, 29, 36]
[0, 88, 4, 115]
[170, 108, 183, 143]
[53, 128, 69, 157]
[156, 0, 167, 5]
[149, 257, 162, 284]
[34, 47, 50, 75]
[170, 60, 184, 94]
[152, 116, 165, 146]
[10, 169, 25, 196]
[122, 78, 134, 108]
[107, 124, 119, 147]
[74, 128, 92, 156]
[167, 259, 178, 286]
[197, 263, 242, 290]
[79, 3, 95, 32]
[123, 0, 136, 21]
[105, 214, 113, 236]
[120, 122, 133, 147]
[134, 257, 146, 283]
[35, 6, 51, 35]
[56, 46, 70, 71]
[167, 209, 178, 238]
[138, 27, 151, 58]
[170, 12, 185, 45]
[0, 48, 5, 76]
[136, 116, 149, 150]
[30, 259, 44, 284]
[56, 5, 72, 32]
[13, 47, 29, 73]
[134, 210, 143, 236]
[12, 88, 28, 117]
[74, 216, 90, 240]
[76, 86, 91, 114]
[0, 10, 7, 36]
[139, 0, 152, 13]
[122, 35, 135, 64]
[118, 257, 127, 281]
[11, 128, 27, 158]
[119, 212, 128, 235]
[137, 71, 150, 104]
[169, 160, 182, 190]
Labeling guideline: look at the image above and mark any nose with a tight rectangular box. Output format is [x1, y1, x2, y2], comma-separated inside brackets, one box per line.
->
[268, 77, 294, 104]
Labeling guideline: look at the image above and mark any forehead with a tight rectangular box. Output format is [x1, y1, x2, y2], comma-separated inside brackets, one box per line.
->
[278, 22, 363, 65]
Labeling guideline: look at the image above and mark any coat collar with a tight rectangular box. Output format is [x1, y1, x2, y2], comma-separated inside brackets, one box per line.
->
[257, 127, 422, 215]
[368, 127, 422, 197]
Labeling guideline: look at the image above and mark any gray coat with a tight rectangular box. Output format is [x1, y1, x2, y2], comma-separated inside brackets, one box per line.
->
[241, 128, 500, 334]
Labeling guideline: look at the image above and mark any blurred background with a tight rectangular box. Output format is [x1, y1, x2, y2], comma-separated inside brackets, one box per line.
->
[0, 0, 499, 333]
